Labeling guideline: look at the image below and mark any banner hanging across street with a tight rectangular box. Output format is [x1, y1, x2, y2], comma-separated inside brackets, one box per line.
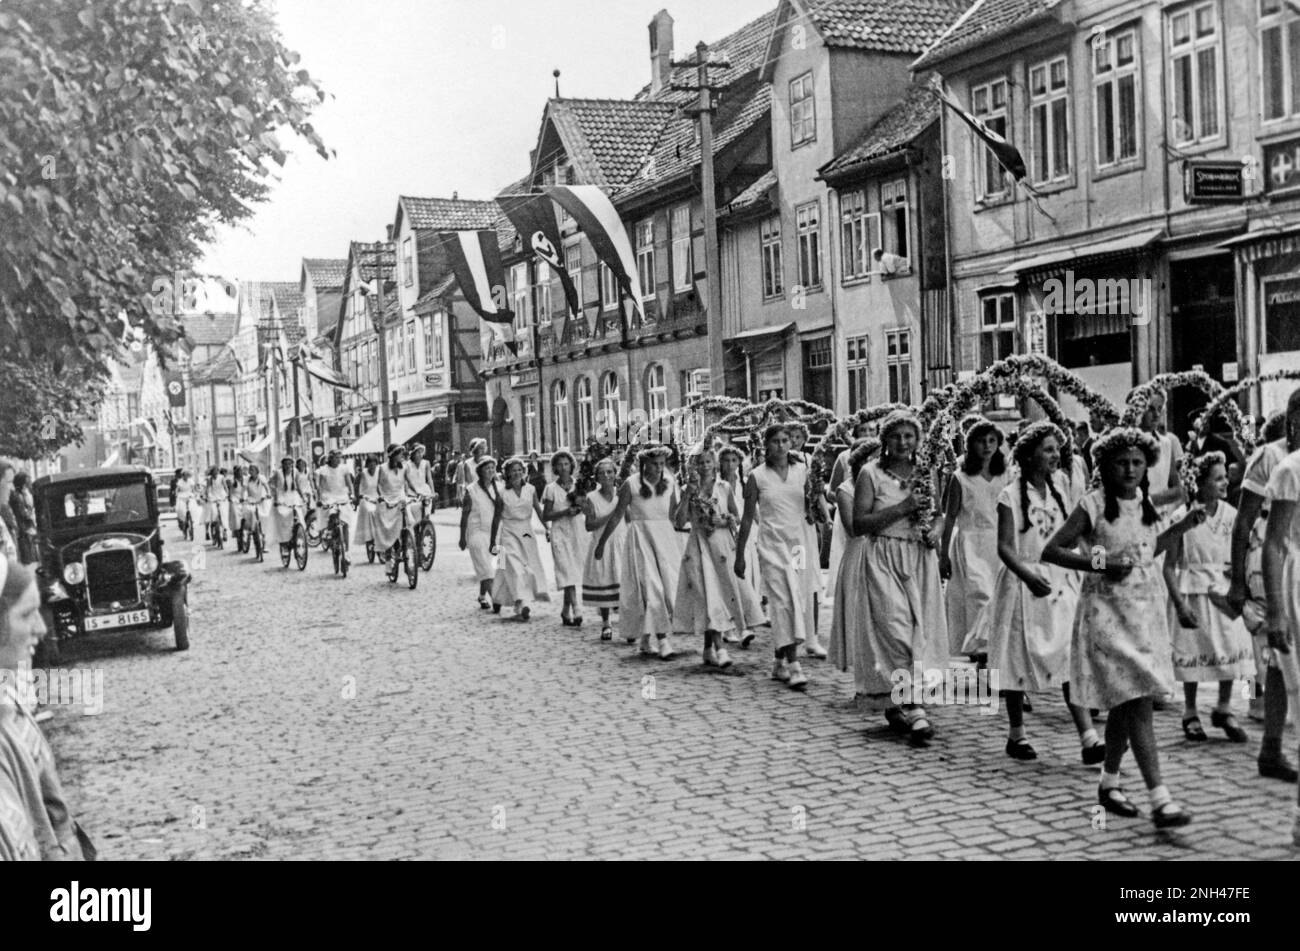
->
[497, 192, 581, 323]
[429, 229, 513, 324]
[544, 184, 645, 326]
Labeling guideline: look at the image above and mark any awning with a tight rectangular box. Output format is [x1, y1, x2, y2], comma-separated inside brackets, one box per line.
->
[999, 228, 1163, 275]
[726, 322, 795, 347]
[339, 412, 435, 458]
[1218, 223, 1300, 261]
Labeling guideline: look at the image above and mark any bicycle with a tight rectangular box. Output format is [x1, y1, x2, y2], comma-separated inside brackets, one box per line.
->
[381, 498, 419, 589]
[360, 494, 380, 564]
[319, 502, 352, 578]
[209, 508, 228, 550]
[176, 496, 196, 541]
[248, 505, 266, 563]
[413, 494, 437, 572]
[276, 502, 309, 571]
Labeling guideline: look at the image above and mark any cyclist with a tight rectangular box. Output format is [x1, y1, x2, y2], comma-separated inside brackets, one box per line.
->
[315, 449, 356, 567]
[372, 444, 418, 557]
[354, 454, 380, 556]
[204, 466, 229, 546]
[244, 464, 272, 554]
[227, 464, 247, 548]
[269, 456, 310, 553]
[174, 468, 200, 539]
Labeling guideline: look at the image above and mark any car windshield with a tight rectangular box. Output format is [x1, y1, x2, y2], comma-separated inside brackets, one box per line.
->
[49, 482, 152, 531]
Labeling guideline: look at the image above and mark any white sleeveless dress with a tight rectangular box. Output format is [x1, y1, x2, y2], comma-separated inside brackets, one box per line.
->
[945, 468, 1012, 655]
[544, 481, 589, 589]
[582, 488, 624, 609]
[491, 483, 550, 604]
[673, 480, 765, 636]
[619, 474, 685, 636]
[465, 481, 499, 582]
[751, 461, 817, 649]
[353, 468, 380, 547]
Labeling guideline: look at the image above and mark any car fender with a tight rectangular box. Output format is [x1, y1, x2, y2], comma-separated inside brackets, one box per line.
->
[154, 560, 191, 595]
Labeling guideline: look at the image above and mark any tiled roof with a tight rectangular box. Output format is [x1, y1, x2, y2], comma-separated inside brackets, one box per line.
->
[399, 195, 500, 231]
[803, 0, 972, 54]
[348, 241, 395, 283]
[415, 274, 458, 308]
[302, 258, 347, 290]
[820, 83, 939, 178]
[615, 82, 771, 201]
[635, 8, 779, 103]
[191, 344, 239, 384]
[270, 286, 305, 320]
[547, 98, 679, 190]
[913, 0, 1059, 70]
[725, 168, 778, 213]
[179, 312, 238, 347]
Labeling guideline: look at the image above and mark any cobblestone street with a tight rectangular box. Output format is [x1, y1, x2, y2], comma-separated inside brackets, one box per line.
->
[41, 511, 1300, 860]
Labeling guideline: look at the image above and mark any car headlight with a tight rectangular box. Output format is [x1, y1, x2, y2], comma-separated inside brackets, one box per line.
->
[63, 562, 85, 585]
[136, 552, 159, 575]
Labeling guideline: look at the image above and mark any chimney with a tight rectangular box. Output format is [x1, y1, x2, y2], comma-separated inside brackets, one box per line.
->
[385, 224, 394, 241]
[649, 9, 674, 96]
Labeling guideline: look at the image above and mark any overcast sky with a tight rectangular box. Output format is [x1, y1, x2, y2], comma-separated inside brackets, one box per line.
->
[199, 0, 775, 283]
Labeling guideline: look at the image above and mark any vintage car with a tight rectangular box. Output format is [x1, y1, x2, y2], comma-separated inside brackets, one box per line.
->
[32, 467, 191, 661]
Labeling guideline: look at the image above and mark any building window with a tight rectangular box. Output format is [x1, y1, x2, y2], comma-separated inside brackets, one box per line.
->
[795, 201, 822, 290]
[680, 368, 709, 444]
[405, 320, 416, 373]
[671, 203, 692, 291]
[760, 214, 784, 299]
[402, 236, 414, 287]
[880, 180, 909, 261]
[600, 261, 619, 311]
[551, 380, 570, 450]
[1168, 2, 1223, 144]
[1093, 27, 1140, 167]
[575, 376, 594, 446]
[885, 329, 911, 404]
[635, 218, 655, 301]
[423, 313, 443, 368]
[565, 242, 582, 312]
[521, 396, 538, 454]
[1029, 55, 1071, 183]
[980, 293, 1017, 367]
[789, 71, 816, 146]
[971, 78, 1010, 199]
[840, 190, 880, 282]
[511, 262, 529, 332]
[536, 260, 553, 326]
[646, 363, 667, 419]
[390, 329, 400, 378]
[600, 371, 621, 433]
[847, 335, 870, 411]
[1261, 0, 1300, 121]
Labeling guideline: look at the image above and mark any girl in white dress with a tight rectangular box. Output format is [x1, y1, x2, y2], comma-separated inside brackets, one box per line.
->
[1043, 428, 1203, 829]
[459, 456, 500, 609]
[939, 418, 1012, 659]
[542, 451, 588, 627]
[353, 456, 380, 552]
[1164, 451, 1255, 743]
[735, 425, 817, 690]
[825, 424, 874, 605]
[228, 466, 247, 547]
[673, 450, 765, 669]
[581, 458, 623, 641]
[203, 467, 229, 542]
[490, 457, 550, 620]
[371, 446, 418, 556]
[785, 422, 828, 657]
[828, 439, 878, 696]
[594, 445, 684, 659]
[983, 421, 1102, 763]
[856, 411, 949, 745]
[718, 445, 760, 647]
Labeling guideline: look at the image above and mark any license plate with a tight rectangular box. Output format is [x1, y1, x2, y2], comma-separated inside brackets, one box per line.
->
[85, 609, 150, 631]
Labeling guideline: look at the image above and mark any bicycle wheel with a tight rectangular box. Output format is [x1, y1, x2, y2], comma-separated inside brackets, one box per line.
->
[386, 542, 400, 583]
[402, 528, 419, 589]
[338, 537, 348, 579]
[418, 521, 436, 571]
[279, 536, 291, 568]
[294, 524, 309, 570]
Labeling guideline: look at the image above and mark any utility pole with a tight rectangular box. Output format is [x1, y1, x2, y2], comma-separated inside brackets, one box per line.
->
[674, 42, 729, 398]
[363, 241, 394, 449]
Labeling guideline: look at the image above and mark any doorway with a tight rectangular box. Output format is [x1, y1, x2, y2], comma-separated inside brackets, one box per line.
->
[1169, 255, 1236, 436]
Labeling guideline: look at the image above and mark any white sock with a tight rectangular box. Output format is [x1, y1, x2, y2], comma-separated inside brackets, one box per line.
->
[1149, 784, 1172, 809]
[1081, 728, 1100, 747]
[1100, 770, 1121, 791]
[1009, 725, 1026, 742]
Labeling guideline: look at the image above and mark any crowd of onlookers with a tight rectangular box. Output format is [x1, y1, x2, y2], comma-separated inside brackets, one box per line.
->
[0, 463, 38, 567]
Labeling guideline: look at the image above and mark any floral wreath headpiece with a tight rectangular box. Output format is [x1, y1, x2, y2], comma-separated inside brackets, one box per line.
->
[879, 409, 922, 442]
[502, 455, 529, 474]
[1090, 426, 1160, 468]
[1012, 419, 1065, 461]
[636, 443, 672, 465]
[958, 412, 987, 436]
[1189, 449, 1227, 484]
[474, 455, 498, 474]
[964, 416, 1004, 446]
[550, 450, 576, 472]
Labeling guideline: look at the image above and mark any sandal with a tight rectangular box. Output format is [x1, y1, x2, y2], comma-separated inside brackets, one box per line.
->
[600, 625, 613, 642]
[1081, 741, 1106, 766]
[1210, 710, 1248, 743]
[1097, 786, 1139, 818]
[1181, 716, 1208, 742]
[1022, 697, 1033, 713]
[1005, 738, 1038, 761]
[1152, 802, 1192, 829]
[904, 707, 934, 746]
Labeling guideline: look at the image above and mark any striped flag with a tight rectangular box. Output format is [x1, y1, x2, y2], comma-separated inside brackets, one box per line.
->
[932, 83, 1027, 183]
[432, 230, 513, 323]
[498, 192, 581, 323]
[545, 185, 645, 327]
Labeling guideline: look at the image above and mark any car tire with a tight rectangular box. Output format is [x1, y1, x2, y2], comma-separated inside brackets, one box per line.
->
[171, 589, 190, 651]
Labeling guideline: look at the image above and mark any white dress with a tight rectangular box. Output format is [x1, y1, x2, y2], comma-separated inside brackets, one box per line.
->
[672, 480, 765, 636]
[1264, 451, 1300, 695]
[982, 473, 1079, 692]
[945, 468, 1012, 655]
[828, 480, 873, 694]
[267, 469, 309, 547]
[582, 489, 624, 610]
[353, 468, 380, 547]
[465, 481, 498, 582]
[750, 462, 816, 650]
[491, 483, 550, 604]
[544, 482, 588, 589]
[370, 465, 417, 552]
[203, 478, 229, 529]
[619, 474, 685, 636]
[1166, 502, 1255, 681]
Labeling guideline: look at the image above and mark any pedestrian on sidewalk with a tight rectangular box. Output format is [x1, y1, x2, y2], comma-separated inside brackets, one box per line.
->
[595, 445, 683, 659]
[541, 451, 587, 627]
[490, 457, 550, 620]
[1043, 427, 1203, 829]
[581, 457, 623, 641]
[460, 456, 500, 610]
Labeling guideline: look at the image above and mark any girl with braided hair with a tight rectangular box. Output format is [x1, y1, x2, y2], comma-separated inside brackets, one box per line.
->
[1163, 451, 1255, 743]
[981, 421, 1102, 763]
[1043, 428, 1205, 829]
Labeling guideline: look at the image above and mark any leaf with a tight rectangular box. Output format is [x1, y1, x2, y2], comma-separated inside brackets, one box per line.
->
[77, 8, 96, 29]
[60, 298, 78, 318]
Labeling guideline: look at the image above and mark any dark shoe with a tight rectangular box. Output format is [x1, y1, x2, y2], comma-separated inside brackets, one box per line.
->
[905, 709, 934, 747]
[519, 606, 531, 621]
[884, 707, 909, 734]
[1082, 742, 1106, 766]
[1022, 697, 1033, 713]
[1098, 787, 1139, 818]
[571, 614, 583, 627]
[1005, 738, 1038, 761]
[600, 625, 613, 642]
[1258, 755, 1299, 783]
[1152, 803, 1192, 829]
[492, 603, 502, 614]
[1182, 716, 1208, 742]
[1152, 696, 1170, 712]
[1210, 710, 1248, 742]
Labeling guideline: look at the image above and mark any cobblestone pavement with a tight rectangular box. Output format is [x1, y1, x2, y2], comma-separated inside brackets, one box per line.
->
[43, 510, 1300, 860]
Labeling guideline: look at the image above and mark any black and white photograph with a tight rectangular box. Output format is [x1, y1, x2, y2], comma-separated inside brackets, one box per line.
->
[1, 0, 1299, 903]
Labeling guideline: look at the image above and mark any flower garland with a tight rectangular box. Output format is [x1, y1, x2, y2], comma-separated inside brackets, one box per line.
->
[1119, 369, 1226, 428]
[809, 402, 912, 489]
[575, 436, 617, 497]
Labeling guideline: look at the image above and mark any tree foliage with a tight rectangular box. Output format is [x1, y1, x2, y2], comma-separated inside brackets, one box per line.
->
[0, 0, 331, 376]
[0, 356, 108, 459]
